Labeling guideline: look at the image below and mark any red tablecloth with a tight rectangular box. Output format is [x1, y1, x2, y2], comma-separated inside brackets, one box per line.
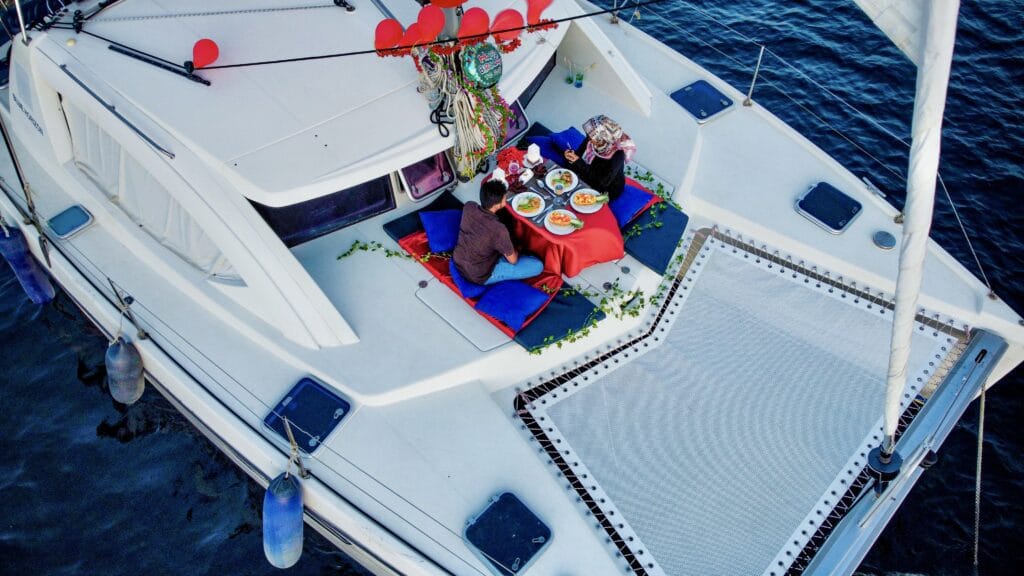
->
[508, 176, 624, 277]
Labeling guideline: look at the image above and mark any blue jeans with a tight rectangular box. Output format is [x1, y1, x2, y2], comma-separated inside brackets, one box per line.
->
[485, 255, 544, 285]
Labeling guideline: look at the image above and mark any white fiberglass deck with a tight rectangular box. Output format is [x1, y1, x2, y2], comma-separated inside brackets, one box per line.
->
[529, 234, 958, 575]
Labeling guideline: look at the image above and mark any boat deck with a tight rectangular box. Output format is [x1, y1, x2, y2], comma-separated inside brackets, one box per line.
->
[518, 231, 963, 575]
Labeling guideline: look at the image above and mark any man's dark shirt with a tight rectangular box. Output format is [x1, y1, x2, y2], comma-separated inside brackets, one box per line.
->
[453, 202, 515, 284]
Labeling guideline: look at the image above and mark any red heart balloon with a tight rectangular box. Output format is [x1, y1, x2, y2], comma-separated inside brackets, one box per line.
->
[417, 6, 445, 43]
[399, 22, 423, 49]
[491, 9, 524, 43]
[374, 19, 404, 50]
[192, 38, 219, 69]
[431, 0, 466, 7]
[457, 7, 490, 44]
[526, 0, 554, 25]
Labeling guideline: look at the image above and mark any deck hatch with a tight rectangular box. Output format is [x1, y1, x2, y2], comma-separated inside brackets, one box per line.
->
[465, 492, 551, 576]
[671, 80, 734, 123]
[264, 377, 350, 454]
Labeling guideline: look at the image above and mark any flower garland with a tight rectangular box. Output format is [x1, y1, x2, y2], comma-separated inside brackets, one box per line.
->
[453, 84, 512, 177]
[496, 146, 525, 172]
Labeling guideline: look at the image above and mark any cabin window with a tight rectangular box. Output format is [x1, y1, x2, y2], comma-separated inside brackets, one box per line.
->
[62, 100, 238, 279]
[252, 175, 395, 247]
[400, 151, 455, 201]
[502, 100, 530, 147]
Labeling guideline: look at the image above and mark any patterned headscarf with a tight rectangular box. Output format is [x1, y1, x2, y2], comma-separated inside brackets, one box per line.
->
[581, 115, 636, 164]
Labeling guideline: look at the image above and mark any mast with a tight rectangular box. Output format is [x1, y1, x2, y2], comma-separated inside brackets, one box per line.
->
[870, 0, 961, 483]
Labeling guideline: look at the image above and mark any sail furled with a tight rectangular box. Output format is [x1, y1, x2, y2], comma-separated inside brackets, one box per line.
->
[881, 0, 960, 451]
[853, 0, 931, 66]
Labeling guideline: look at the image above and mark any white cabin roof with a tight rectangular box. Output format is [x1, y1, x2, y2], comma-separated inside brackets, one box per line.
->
[40, 0, 567, 206]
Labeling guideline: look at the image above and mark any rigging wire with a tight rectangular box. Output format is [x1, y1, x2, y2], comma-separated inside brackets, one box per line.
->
[87, 2, 339, 22]
[636, 1, 996, 295]
[52, 236, 497, 576]
[48, 0, 674, 71]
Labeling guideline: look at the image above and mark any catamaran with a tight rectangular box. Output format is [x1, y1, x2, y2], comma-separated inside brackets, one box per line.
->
[1, 1, 1020, 574]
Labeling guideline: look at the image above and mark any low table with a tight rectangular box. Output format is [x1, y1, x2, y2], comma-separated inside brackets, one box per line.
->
[504, 163, 624, 278]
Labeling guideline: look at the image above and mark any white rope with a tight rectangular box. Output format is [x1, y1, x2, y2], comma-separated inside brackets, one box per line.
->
[55, 239, 491, 576]
[453, 89, 484, 175]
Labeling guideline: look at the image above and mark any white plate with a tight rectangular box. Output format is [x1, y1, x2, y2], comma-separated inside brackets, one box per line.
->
[545, 168, 578, 194]
[511, 191, 545, 217]
[544, 209, 580, 235]
[570, 188, 604, 214]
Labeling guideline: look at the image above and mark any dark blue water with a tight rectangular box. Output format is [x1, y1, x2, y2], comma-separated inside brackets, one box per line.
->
[1, 1, 1021, 574]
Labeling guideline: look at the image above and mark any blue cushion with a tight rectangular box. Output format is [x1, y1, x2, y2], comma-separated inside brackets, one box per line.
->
[475, 281, 551, 332]
[449, 260, 489, 299]
[514, 287, 606, 351]
[623, 204, 690, 275]
[419, 209, 462, 253]
[382, 192, 463, 242]
[525, 127, 586, 169]
[550, 126, 585, 153]
[611, 184, 656, 228]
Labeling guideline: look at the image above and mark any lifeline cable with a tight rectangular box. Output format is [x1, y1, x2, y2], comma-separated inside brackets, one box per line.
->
[48, 0, 672, 72]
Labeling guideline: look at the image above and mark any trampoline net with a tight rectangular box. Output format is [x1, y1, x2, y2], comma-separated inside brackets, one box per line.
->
[535, 235, 956, 575]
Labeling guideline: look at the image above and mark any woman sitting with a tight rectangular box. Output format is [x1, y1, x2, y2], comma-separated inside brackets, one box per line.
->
[562, 115, 636, 201]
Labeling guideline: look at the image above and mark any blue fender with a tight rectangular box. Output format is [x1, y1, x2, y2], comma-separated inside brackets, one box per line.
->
[0, 225, 55, 304]
[263, 472, 304, 569]
[105, 336, 145, 405]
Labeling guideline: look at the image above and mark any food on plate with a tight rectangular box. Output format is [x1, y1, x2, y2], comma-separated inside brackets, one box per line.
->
[547, 211, 584, 229]
[553, 170, 575, 186]
[573, 192, 608, 206]
[516, 195, 542, 214]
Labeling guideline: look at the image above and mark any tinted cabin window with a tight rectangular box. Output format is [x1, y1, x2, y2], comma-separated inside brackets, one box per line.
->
[253, 175, 395, 247]
[503, 100, 529, 146]
[401, 152, 455, 201]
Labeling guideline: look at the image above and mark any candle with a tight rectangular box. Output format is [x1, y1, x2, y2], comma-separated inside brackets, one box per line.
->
[526, 143, 542, 164]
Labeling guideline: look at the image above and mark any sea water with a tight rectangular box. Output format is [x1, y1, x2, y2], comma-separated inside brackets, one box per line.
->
[1, 1, 1021, 574]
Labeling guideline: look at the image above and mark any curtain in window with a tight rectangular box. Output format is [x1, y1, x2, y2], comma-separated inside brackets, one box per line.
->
[64, 101, 237, 279]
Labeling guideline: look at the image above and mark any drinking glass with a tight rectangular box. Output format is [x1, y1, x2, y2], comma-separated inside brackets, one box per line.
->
[508, 160, 520, 177]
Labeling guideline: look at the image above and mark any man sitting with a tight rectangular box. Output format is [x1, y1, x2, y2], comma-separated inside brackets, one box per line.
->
[453, 180, 543, 285]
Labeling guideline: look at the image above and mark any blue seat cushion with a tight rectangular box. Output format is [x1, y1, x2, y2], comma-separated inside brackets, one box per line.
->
[550, 126, 586, 153]
[449, 260, 489, 300]
[526, 126, 586, 169]
[611, 184, 656, 228]
[514, 286, 606, 351]
[382, 191, 463, 243]
[475, 281, 551, 332]
[623, 204, 690, 275]
[419, 209, 462, 253]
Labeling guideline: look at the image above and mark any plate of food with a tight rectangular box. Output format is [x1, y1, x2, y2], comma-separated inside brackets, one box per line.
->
[511, 191, 545, 217]
[545, 168, 578, 194]
[570, 189, 608, 214]
[544, 209, 584, 235]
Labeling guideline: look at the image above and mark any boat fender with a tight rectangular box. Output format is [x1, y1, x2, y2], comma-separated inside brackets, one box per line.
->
[0, 224, 55, 304]
[263, 472, 304, 569]
[105, 336, 144, 405]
